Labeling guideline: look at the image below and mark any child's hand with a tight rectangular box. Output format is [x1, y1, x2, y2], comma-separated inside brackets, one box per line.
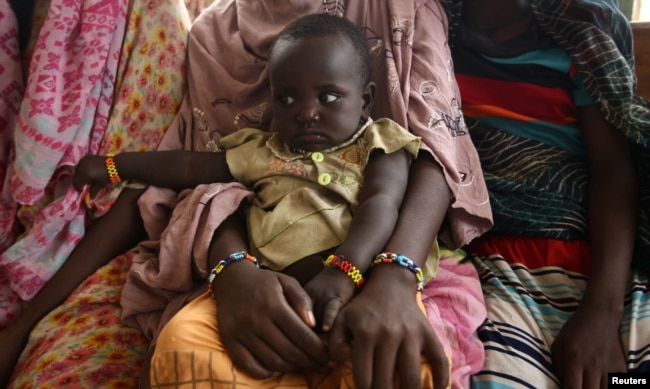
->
[304, 267, 357, 332]
[72, 155, 111, 193]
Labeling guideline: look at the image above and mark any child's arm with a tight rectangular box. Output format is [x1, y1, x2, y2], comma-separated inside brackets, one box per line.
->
[335, 148, 411, 264]
[73, 150, 234, 192]
[305, 147, 411, 330]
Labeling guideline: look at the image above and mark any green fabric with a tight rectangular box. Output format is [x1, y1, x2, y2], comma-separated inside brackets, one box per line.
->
[221, 119, 426, 273]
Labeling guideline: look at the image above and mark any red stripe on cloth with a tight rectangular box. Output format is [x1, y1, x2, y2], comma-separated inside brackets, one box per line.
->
[469, 235, 590, 274]
[456, 74, 577, 125]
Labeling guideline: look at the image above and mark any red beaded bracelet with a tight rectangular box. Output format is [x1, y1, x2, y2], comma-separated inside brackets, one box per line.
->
[323, 254, 365, 288]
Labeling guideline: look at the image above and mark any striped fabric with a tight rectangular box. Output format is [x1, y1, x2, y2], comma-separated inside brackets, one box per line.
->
[454, 45, 592, 156]
[443, 0, 650, 274]
[470, 254, 650, 388]
[453, 42, 594, 242]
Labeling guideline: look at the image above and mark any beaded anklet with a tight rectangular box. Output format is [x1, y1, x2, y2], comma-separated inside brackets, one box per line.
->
[207, 251, 258, 297]
[372, 252, 424, 291]
[105, 154, 121, 184]
[324, 254, 365, 288]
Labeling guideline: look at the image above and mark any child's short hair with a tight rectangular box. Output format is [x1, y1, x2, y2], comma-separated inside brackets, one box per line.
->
[271, 13, 372, 84]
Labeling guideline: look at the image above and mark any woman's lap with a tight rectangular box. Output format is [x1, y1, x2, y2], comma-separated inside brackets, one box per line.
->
[150, 293, 438, 389]
[8, 254, 480, 389]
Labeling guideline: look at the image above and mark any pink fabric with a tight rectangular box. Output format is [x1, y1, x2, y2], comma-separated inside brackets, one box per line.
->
[0, 0, 24, 325]
[0, 0, 22, 250]
[120, 183, 253, 340]
[421, 258, 486, 389]
[0, 0, 128, 325]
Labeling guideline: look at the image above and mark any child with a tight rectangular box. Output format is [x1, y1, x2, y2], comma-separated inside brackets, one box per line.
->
[74, 13, 439, 388]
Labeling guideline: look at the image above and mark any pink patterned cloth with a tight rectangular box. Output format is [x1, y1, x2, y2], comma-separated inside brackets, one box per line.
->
[0, 0, 128, 326]
[0, 0, 24, 325]
[7, 1, 199, 385]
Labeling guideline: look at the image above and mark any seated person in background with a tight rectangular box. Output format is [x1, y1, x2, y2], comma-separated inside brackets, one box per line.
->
[441, 0, 650, 387]
[74, 13, 441, 388]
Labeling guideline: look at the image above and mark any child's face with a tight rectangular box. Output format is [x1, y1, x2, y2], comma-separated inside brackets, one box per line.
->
[269, 35, 374, 152]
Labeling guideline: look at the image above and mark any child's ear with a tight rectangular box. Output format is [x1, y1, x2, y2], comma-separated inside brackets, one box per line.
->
[361, 81, 376, 118]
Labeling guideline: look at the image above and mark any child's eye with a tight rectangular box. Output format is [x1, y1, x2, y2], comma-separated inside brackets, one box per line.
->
[319, 93, 340, 103]
[279, 96, 295, 104]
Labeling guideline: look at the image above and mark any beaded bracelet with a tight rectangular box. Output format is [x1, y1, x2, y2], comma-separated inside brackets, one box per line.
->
[371, 252, 425, 291]
[207, 252, 259, 297]
[323, 254, 365, 288]
[105, 154, 121, 184]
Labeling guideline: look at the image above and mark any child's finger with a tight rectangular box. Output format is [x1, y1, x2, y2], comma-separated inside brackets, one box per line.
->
[82, 185, 98, 210]
[320, 298, 343, 332]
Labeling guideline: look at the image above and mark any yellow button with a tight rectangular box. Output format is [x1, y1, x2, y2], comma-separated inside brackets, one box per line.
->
[318, 173, 331, 185]
[311, 152, 324, 162]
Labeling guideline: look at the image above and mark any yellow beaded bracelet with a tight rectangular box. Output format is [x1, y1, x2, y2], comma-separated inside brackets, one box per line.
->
[105, 154, 121, 184]
[323, 254, 365, 288]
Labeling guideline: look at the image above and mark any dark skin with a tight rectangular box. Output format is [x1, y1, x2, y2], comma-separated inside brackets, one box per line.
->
[71, 33, 450, 388]
[462, 0, 637, 387]
[551, 103, 634, 389]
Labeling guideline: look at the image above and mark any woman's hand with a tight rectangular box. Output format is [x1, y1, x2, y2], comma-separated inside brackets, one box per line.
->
[213, 261, 330, 378]
[304, 266, 357, 332]
[72, 155, 111, 193]
[328, 265, 450, 389]
[551, 297, 626, 389]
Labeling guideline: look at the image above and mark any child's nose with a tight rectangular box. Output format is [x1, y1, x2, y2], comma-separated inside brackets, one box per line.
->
[296, 106, 320, 125]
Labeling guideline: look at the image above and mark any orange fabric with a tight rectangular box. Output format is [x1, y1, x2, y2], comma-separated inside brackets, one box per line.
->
[150, 293, 445, 389]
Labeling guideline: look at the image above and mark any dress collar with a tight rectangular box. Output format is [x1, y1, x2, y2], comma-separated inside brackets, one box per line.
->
[266, 117, 373, 161]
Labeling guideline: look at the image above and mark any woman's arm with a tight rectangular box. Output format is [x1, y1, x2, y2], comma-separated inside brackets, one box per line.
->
[0, 187, 147, 387]
[329, 154, 451, 389]
[551, 104, 637, 388]
[73, 150, 233, 192]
